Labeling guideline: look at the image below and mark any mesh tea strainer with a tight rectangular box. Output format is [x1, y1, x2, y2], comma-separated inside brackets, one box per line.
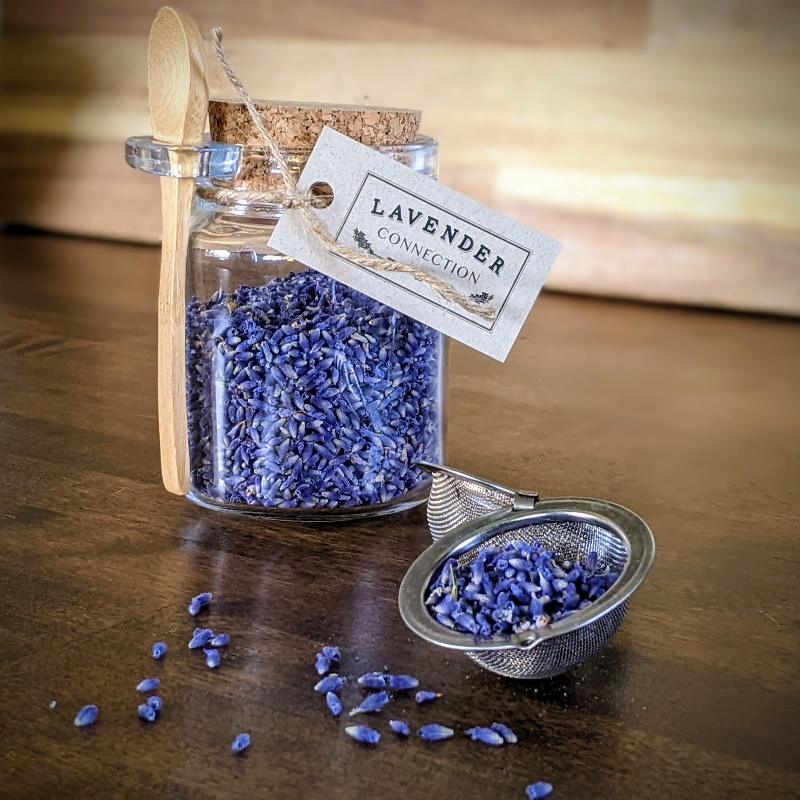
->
[398, 464, 655, 679]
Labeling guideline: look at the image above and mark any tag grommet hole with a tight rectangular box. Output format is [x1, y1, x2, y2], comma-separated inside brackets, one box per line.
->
[309, 181, 334, 208]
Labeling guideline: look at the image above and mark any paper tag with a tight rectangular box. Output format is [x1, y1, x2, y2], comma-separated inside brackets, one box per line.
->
[269, 127, 561, 361]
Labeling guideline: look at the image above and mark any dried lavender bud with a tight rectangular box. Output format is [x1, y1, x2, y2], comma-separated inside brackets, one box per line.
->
[435, 612, 456, 629]
[137, 703, 157, 723]
[426, 541, 618, 638]
[415, 690, 441, 705]
[204, 648, 221, 669]
[231, 733, 251, 753]
[325, 691, 343, 717]
[465, 727, 505, 746]
[321, 645, 341, 663]
[151, 641, 168, 660]
[387, 674, 418, 691]
[73, 704, 99, 727]
[210, 633, 230, 647]
[349, 691, 390, 716]
[136, 677, 161, 693]
[147, 696, 163, 713]
[344, 725, 380, 745]
[188, 592, 212, 616]
[389, 719, 410, 737]
[490, 722, 518, 744]
[418, 724, 454, 742]
[315, 652, 331, 676]
[314, 674, 346, 694]
[526, 782, 553, 799]
[357, 672, 390, 689]
[188, 628, 214, 649]
[186, 272, 442, 511]
[453, 612, 480, 635]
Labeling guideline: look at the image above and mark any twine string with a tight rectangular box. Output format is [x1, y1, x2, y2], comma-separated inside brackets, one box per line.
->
[209, 27, 496, 321]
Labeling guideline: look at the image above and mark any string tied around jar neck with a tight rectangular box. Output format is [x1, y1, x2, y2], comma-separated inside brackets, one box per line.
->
[209, 27, 496, 322]
[202, 185, 331, 210]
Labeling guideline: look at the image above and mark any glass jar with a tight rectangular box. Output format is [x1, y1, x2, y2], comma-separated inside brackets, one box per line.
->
[126, 135, 446, 519]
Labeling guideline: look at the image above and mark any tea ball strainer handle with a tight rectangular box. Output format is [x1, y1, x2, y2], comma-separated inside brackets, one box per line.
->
[416, 461, 539, 541]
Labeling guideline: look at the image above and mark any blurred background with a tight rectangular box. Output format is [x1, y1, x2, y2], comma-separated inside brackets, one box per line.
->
[1, 0, 798, 314]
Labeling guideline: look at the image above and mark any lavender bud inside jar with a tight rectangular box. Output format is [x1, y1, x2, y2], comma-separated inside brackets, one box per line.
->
[183, 102, 445, 518]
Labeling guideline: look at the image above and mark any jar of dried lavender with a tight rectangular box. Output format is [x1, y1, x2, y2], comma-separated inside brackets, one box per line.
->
[128, 101, 445, 518]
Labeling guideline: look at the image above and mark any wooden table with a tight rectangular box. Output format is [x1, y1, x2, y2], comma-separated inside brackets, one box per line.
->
[1, 231, 798, 799]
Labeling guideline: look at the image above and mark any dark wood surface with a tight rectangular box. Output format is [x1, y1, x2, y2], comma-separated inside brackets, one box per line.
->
[0, 230, 798, 800]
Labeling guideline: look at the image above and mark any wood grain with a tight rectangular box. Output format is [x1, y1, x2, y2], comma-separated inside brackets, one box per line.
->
[154, 175, 193, 494]
[0, 230, 798, 798]
[0, 0, 798, 315]
[148, 7, 208, 495]
[3, 0, 650, 45]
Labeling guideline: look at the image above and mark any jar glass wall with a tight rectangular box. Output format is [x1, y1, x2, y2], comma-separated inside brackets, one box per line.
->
[184, 138, 446, 518]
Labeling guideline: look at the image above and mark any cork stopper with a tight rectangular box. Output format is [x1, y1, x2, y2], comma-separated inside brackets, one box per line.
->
[208, 99, 421, 191]
[210, 99, 420, 148]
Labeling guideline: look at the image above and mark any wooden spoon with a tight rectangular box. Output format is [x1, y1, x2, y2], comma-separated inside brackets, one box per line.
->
[148, 7, 208, 495]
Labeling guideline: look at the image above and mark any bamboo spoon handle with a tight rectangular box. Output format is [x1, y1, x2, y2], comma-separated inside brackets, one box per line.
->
[156, 176, 194, 494]
[148, 7, 208, 495]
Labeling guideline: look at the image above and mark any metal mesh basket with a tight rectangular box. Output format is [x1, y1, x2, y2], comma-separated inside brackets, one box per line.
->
[399, 464, 655, 679]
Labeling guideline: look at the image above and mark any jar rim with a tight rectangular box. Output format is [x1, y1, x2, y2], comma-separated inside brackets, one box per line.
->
[124, 134, 438, 181]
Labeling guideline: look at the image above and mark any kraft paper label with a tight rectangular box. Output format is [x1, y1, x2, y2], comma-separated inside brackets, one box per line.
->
[270, 127, 561, 361]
